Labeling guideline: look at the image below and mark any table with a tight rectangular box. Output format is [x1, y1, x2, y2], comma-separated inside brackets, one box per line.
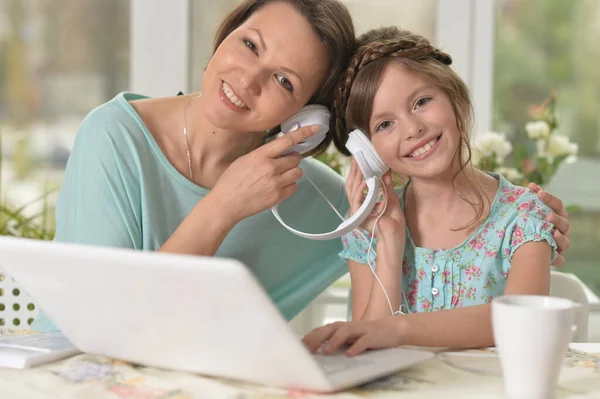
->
[1, 330, 599, 399]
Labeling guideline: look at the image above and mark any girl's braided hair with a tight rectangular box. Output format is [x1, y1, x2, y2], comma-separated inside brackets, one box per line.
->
[332, 26, 487, 232]
[332, 26, 454, 155]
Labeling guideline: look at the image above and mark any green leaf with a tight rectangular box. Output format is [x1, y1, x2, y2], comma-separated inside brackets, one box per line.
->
[564, 204, 583, 215]
[480, 156, 499, 172]
[526, 169, 544, 186]
[551, 153, 570, 172]
[513, 142, 530, 169]
[0, 128, 56, 240]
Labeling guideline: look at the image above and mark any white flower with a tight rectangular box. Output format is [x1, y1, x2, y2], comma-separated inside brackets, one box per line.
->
[472, 131, 513, 163]
[564, 155, 578, 164]
[548, 134, 578, 157]
[526, 121, 550, 140]
[537, 135, 578, 164]
[536, 139, 547, 156]
[496, 167, 523, 183]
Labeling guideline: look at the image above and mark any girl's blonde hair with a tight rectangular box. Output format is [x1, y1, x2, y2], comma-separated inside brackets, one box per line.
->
[333, 26, 486, 230]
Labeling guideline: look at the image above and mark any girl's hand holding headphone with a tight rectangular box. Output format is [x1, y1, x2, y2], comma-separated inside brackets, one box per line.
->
[345, 160, 405, 240]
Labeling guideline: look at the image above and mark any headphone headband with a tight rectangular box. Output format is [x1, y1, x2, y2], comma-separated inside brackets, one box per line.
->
[272, 128, 389, 241]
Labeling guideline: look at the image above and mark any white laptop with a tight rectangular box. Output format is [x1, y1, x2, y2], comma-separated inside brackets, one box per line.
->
[0, 236, 433, 392]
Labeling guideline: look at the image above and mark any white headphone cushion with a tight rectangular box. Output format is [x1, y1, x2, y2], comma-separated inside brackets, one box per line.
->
[346, 129, 389, 177]
[280, 104, 330, 153]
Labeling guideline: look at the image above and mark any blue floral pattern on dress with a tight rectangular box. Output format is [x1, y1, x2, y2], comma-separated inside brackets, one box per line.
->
[340, 173, 557, 313]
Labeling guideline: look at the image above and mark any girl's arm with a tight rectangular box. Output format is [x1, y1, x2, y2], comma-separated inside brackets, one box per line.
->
[346, 170, 406, 321]
[395, 240, 552, 348]
[349, 221, 405, 321]
[347, 259, 375, 320]
[303, 240, 552, 355]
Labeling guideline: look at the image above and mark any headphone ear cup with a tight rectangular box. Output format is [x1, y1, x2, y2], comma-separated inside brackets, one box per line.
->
[346, 129, 390, 177]
[279, 104, 330, 154]
[364, 150, 389, 176]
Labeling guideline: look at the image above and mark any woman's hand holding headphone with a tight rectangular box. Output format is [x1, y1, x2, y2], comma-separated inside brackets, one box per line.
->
[211, 125, 319, 225]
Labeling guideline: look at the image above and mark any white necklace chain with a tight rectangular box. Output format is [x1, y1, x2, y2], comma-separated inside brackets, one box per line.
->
[182, 92, 259, 182]
[183, 93, 200, 180]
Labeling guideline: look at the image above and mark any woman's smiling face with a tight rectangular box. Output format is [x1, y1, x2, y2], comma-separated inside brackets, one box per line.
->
[201, 1, 329, 132]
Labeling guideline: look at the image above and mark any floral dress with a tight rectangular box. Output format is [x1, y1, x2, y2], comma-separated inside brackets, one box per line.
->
[340, 173, 557, 313]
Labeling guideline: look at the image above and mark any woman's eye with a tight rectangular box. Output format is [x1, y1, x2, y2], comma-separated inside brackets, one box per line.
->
[276, 74, 294, 93]
[375, 121, 393, 132]
[243, 39, 258, 54]
[415, 97, 432, 108]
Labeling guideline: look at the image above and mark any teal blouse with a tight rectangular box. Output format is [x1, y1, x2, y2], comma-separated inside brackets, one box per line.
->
[32, 92, 350, 331]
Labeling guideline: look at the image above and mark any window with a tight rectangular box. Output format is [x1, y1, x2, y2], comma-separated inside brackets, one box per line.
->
[189, 0, 438, 91]
[493, 0, 600, 295]
[342, 0, 437, 38]
[190, 1, 241, 91]
[0, 0, 130, 214]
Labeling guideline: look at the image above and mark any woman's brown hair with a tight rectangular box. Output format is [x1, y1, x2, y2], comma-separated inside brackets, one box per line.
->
[333, 26, 487, 230]
[213, 0, 356, 156]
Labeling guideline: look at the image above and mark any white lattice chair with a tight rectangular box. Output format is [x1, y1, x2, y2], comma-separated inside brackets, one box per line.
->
[550, 271, 589, 342]
[0, 266, 40, 330]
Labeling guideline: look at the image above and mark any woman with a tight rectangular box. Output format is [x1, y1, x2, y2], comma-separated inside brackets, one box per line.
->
[33, 1, 570, 332]
[33, 0, 356, 332]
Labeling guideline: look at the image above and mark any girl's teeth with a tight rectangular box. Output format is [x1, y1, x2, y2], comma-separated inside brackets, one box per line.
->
[410, 138, 438, 157]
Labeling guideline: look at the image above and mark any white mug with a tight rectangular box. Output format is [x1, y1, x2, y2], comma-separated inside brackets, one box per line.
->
[492, 295, 579, 399]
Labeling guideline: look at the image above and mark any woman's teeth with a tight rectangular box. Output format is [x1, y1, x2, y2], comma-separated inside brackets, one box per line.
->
[409, 137, 439, 157]
[222, 82, 249, 109]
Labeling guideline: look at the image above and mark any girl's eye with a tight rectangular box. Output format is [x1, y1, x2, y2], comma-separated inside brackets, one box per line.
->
[276, 74, 294, 93]
[415, 97, 432, 109]
[375, 121, 393, 132]
[244, 39, 258, 55]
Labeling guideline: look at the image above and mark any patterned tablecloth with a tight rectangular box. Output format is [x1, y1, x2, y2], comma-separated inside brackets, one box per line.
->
[1, 330, 599, 399]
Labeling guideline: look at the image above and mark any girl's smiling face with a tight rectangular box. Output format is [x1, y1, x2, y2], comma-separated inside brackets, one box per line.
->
[368, 61, 462, 180]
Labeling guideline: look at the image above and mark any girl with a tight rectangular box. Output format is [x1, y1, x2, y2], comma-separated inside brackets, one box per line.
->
[303, 26, 562, 355]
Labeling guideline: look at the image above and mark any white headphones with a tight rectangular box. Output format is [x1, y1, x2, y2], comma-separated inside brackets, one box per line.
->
[279, 104, 330, 155]
[271, 105, 389, 240]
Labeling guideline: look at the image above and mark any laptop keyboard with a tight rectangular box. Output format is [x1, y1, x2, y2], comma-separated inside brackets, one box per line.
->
[313, 352, 374, 375]
[0, 332, 75, 353]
